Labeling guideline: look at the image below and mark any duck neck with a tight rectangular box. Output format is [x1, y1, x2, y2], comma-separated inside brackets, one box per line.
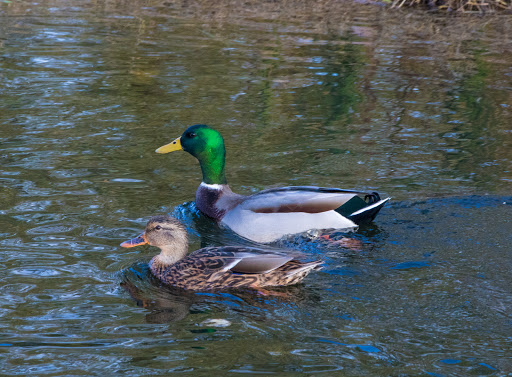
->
[196, 146, 227, 185]
[152, 233, 189, 267]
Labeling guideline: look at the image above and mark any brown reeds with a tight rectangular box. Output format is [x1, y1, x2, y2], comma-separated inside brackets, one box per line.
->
[390, 0, 512, 13]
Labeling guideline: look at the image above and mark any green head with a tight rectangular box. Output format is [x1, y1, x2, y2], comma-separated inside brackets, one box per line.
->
[156, 124, 227, 185]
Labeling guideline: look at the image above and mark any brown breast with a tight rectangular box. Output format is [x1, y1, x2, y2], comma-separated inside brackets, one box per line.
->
[195, 184, 245, 220]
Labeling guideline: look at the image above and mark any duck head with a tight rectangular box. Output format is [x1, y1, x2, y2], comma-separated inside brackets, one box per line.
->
[120, 216, 189, 265]
[155, 124, 227, 185]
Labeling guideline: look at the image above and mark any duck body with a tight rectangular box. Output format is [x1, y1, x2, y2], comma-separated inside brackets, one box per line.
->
[156, 125, 390, 243]
[151, 246, 322, 290]
[121, 216, 322, 291]
[196, 183, 370, 243]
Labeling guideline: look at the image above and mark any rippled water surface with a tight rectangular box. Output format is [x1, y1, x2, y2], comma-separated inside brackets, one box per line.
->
[1, 1, 511, 375]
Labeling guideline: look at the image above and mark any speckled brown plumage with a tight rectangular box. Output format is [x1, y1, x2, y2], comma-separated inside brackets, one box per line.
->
[150, 247, 322, 290]
[120, 216, 323, 291]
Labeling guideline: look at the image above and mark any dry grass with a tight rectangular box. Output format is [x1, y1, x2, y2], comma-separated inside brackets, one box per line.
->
[2, 0, 511, 19]
[390, 0, 512, 13]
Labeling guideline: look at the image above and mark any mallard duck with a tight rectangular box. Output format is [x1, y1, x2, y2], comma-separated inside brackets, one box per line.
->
[120, 215, 323, 291]
[156, 124, 390, 243]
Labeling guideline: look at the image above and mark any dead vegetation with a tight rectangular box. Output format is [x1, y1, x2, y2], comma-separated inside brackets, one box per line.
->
[390, 0, 512, 13]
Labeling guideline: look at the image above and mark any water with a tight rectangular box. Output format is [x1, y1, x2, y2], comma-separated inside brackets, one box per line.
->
[1, 1, 511, 375]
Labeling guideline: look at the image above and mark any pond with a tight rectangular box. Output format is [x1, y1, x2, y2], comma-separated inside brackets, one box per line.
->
[0, 1, 511, 375]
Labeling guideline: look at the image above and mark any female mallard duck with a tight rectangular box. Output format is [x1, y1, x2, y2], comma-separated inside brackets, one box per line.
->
[120, 215, 323, 291]
[156, 124, 390, 243]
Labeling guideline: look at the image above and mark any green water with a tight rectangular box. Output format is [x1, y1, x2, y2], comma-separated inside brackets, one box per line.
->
[1, 1, 511, 375]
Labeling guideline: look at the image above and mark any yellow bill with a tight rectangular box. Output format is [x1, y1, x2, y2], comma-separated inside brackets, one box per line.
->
[155, 137, 182, 154]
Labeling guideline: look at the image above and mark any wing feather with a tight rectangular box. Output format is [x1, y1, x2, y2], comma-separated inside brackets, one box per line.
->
[240, 186, 360, 214]
[191, 247, 294, 274]
[230, 253, 294, 274]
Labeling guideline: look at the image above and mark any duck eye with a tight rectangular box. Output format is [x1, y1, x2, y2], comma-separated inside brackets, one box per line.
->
[155, 225, 162, 231]
[187, 132, 196, 138]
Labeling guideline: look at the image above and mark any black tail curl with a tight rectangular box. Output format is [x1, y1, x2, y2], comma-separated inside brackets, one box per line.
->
[364, 192, 381, 204]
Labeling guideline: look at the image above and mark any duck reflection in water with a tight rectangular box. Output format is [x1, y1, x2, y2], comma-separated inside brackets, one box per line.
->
[120, 262, 318, 324]
[120, 265, 193, 323]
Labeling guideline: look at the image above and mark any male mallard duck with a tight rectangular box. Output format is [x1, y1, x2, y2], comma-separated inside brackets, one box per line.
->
[156, 124, 390, 243]
[120, 215, 323, 291]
